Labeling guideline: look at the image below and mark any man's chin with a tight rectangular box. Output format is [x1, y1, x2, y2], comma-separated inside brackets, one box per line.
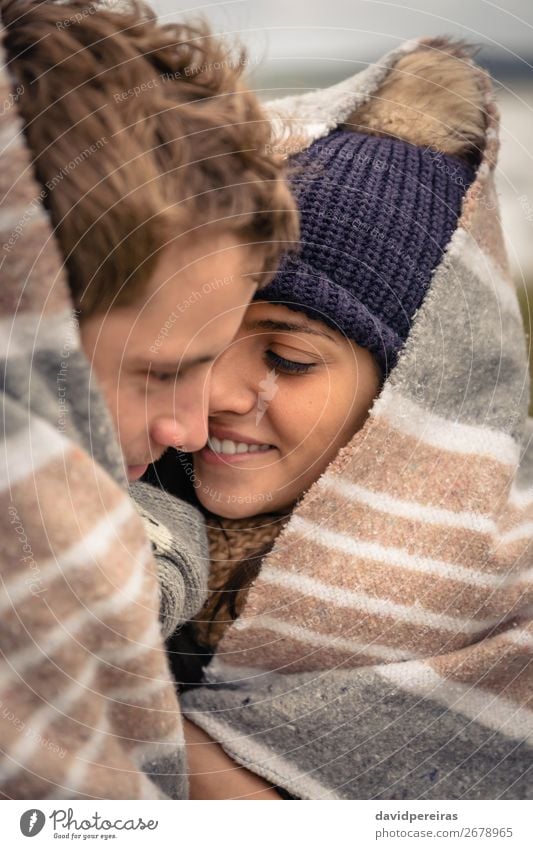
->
[126, 464, 149, 482]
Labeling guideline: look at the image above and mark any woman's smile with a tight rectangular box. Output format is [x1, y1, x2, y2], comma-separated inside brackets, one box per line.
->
[198, 437, 278, 465]
[196, 425, 278, 465]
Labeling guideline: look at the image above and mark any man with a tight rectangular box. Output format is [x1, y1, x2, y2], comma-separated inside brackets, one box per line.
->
[0, 0, 297, 798]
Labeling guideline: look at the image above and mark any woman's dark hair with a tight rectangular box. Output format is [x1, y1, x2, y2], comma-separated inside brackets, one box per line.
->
[204, 539, 274, 629]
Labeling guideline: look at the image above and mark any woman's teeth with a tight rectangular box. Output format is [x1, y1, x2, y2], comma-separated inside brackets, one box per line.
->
[208, 437, 271, 455]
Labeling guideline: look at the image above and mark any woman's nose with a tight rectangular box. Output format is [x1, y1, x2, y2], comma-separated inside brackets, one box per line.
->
[208, 346, 258, 417]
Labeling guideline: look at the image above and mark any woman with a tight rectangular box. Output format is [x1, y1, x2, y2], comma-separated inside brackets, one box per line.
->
[144, 37, 533, 799]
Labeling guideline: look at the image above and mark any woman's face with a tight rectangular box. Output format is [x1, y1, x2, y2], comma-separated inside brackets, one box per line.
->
[192, 301, 382, 518]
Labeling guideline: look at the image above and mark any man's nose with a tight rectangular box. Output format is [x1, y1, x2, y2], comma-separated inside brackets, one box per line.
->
[150, 411, 209, 454]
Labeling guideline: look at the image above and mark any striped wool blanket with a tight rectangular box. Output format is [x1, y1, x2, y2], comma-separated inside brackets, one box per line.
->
[181, 38, 533, 799]
[0, 25, 207, 799]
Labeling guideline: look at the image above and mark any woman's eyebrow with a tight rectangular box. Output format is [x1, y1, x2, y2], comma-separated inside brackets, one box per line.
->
[243, 318, 339, 344]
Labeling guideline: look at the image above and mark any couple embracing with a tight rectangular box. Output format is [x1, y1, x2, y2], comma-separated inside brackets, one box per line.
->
[0, 0, 531, 800]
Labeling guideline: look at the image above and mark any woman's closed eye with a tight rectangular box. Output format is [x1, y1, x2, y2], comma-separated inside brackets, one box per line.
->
[264, 349, 317, 375]
[148, 369, 178, 383]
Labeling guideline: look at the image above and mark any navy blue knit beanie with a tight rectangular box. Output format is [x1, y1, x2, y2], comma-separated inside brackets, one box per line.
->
[255, 128, 477, 378]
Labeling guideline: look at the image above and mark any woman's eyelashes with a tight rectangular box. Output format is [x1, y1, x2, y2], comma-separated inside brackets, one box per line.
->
[264, 349, 317, 375]
[148, 370, 177, 383]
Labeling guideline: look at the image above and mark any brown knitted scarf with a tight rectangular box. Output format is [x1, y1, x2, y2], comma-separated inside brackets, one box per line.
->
[191, 510, 292, 649]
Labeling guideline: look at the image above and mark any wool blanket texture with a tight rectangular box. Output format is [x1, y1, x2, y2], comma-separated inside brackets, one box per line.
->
[179, 38, 533, 799]
[0, 21, 209, 798]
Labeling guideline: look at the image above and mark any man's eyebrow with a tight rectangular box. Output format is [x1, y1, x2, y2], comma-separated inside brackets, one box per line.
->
[243, 318, 339, 344]
[135, 353, 217, 371]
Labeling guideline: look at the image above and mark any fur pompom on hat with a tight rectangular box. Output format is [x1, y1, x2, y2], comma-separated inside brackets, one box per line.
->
[256, 40, 486, 378]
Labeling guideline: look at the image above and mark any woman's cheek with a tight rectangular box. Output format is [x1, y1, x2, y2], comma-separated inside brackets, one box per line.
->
[268, 387, 318, 448]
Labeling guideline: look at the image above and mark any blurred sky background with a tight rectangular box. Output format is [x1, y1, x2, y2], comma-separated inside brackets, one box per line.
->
[152, 0, 533, 372]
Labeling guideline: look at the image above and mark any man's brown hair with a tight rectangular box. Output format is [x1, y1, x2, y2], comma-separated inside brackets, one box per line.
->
[1, 0, 299, 314]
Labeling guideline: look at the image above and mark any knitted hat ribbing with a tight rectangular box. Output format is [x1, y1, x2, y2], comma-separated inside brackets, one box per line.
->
[256, 128, 477, 377]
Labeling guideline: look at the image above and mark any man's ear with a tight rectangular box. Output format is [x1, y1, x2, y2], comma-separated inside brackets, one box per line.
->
[341, 39, 487, 164]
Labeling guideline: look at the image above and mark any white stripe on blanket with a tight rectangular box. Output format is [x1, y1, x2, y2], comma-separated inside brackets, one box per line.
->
[0, 656, 98, 783]
[508, 481, 533, 509]
[46, 714, 110, 800]
[0, 310, 81, 359]
[0, 115, 25, 152]
[317, 474, 496, 534]
[0, 417, 67, 490]
[376, 660, 533, 745]
[498, 522, 533, 545]
[257, 565, 503, 634]
[501, 627, 533, 650]
[288, 515, 510, 588]
[232, 614, 421, 662]
[1, 497, 137, 613]
[0, 200, 49, 237]
[318, 475, 532, 548]
[450, 228, 523, 320]
[375, 385, 520, 467]
[1, 544, 152, 686]
[107, 671, 170, 704]
[98, 618, 163, 665]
